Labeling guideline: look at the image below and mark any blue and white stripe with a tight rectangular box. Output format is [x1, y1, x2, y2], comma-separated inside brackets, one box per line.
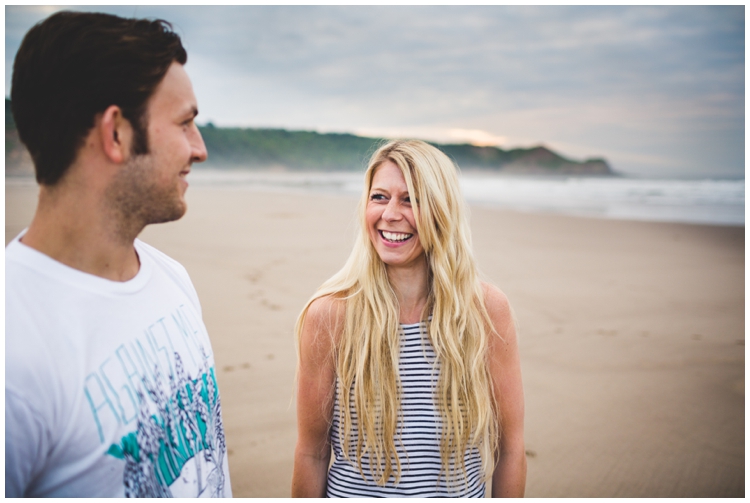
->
[326, 321, 486, 498]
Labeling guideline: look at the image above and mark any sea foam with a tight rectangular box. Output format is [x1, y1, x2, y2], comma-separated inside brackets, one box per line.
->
[186, 169, 745, 226]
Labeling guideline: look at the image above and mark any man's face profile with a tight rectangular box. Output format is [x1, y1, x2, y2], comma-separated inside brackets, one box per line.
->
[109, 62, 207, 226]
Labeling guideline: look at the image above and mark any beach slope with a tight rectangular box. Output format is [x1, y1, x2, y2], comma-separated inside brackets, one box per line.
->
[5, 182, 743, 497]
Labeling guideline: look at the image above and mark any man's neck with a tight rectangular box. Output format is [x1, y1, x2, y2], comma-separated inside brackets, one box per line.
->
[21, 183, 142, 282]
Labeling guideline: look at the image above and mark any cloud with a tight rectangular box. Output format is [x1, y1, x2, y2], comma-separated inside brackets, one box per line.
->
[349, 126, 508, 147]
[5, 5, 744, 178]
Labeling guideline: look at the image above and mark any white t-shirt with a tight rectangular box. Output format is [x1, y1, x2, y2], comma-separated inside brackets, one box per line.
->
[5, 233, 232, 497]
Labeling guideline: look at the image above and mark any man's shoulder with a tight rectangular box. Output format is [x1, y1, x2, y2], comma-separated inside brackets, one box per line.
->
[6, 235, 73, 371]
[134, 238, 185, 270]
[6, 232, 61, 289]
[6, 230, 36, 269]
[134, 239, 193, 282]
[135, 238, 201, 305]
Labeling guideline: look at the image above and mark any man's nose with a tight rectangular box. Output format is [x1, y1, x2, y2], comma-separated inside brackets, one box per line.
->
[191, 126, 208, 163]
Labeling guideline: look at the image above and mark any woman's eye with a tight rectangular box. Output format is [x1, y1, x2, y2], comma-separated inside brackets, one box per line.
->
[370, 193, 386, 201]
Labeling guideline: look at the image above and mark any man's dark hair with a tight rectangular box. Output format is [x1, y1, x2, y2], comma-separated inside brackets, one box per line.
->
[11, 11, 187, 185]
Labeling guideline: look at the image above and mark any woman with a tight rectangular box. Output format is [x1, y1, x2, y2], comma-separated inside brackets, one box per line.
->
[292, 140, 526, 497]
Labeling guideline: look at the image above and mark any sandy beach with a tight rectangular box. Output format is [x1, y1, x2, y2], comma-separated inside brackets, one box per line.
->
[5, 180, 744, 497]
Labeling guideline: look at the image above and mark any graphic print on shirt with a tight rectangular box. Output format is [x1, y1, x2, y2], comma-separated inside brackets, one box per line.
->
[83, 304, 227, 497]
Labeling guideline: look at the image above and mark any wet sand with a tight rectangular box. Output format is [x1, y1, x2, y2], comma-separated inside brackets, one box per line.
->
[5, 181, 744, 497]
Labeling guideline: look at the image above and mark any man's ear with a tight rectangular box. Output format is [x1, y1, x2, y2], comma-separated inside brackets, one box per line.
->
[99, 105, 133, 164]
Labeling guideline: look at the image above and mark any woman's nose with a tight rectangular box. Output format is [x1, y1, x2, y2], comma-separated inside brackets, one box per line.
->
[382, 199, 402, 222]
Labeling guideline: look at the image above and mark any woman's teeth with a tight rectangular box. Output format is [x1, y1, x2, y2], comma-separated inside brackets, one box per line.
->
[381, 230, 412, 242]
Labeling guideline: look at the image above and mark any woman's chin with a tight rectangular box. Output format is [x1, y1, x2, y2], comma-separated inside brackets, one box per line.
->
[376, 250, 425, 269]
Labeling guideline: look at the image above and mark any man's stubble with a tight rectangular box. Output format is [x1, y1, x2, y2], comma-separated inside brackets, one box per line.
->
[105, 152, 187, 244]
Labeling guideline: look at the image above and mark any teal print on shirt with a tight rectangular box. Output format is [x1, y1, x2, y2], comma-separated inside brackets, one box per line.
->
[107, 353, 227, 497]
[81, 304, 224, 497]
[83, 304, 210, 443]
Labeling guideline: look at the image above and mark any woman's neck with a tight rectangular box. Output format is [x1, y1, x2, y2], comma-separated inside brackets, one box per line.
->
[387, 256, 430, 324]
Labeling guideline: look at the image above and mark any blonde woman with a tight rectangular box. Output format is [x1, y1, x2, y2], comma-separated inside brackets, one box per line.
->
[292, 140, 526, 497]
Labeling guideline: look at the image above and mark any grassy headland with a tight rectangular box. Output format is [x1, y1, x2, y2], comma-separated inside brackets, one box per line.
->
[5, 99, 612, 175]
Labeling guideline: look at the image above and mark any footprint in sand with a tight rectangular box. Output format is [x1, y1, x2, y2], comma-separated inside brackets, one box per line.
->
[245, 271, 262, 283]
[261, 299, 282, 310]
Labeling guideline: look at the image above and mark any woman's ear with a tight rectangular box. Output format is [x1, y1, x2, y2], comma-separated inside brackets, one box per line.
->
[98, 105, 133, 164]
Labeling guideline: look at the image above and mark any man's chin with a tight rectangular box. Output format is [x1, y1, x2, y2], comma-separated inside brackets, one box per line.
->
[147, 201, 187, 225]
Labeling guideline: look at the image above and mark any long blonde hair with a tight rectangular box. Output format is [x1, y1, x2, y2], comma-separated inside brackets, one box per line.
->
[295, 139, 498, 486]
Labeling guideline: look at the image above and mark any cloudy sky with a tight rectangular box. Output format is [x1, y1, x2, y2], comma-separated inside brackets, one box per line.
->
[5, 5, 745, 178]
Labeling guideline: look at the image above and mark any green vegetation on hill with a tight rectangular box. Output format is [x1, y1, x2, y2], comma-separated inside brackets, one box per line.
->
[5, 98, 612, 175]
[198, 124, 613, 175]
[6, 98, 15, 130]
[198, 124, 381, 170]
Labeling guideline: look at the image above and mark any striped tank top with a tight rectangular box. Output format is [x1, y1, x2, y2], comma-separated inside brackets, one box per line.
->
[326, 321, 486, 497]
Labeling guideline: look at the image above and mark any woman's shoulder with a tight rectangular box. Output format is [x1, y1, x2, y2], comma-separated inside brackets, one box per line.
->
[306, 294, 346, 321]
[304, 294, 346, 339]
[299, 295, 346, 357]
[480, 281, 515, 341]
[480, 281, 511, 314]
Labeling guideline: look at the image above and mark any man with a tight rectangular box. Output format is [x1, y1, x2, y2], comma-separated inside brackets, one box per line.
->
[6, 11, 232, 497]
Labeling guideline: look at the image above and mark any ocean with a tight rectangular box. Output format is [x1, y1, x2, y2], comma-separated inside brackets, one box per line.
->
[186, 169, 745, 227]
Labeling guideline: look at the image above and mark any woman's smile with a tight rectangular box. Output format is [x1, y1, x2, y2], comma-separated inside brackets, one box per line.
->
[378, 230, 414, 245]
[366, 161, 425, 267]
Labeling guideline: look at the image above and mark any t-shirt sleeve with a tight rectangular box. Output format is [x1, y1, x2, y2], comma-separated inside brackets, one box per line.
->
[5, 389, 49, 497]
